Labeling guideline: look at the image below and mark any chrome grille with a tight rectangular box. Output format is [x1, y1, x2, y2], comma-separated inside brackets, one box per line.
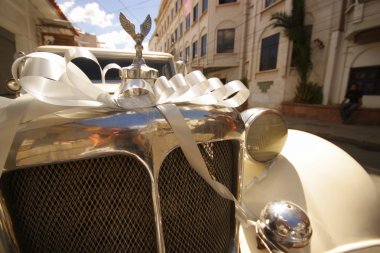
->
[1, 141, 238, 253]
[159, 141, 237, 253]
[1, 155, 157, 253]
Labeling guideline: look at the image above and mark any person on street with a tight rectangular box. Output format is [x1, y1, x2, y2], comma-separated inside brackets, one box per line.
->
[340, 83, 363, 123]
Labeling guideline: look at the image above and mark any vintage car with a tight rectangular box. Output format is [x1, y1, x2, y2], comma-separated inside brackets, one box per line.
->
[1, 40, 379, 253]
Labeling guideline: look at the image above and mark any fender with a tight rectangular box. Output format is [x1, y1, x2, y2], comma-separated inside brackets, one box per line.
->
[241, 130, 380, 253]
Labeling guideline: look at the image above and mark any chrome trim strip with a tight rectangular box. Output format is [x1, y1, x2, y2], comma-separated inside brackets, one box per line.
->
[0, 192, 20, 253]
[233, 141, 245, 253]
[152, 181, 165, 253]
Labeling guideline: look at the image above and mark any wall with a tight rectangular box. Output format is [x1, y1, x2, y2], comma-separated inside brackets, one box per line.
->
[0, 0, 43, 54]
[330, 0, 380, 108]
[248, 0, 292, 110]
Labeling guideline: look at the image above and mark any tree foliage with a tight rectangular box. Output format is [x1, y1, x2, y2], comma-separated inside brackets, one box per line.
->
[271, 0, 322, 104]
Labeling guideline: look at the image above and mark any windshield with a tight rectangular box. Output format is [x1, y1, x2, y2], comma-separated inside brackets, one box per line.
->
[71, 57, 174, 83]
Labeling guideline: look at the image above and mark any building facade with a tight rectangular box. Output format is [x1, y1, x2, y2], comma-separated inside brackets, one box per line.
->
[149, 0, 251, 83]
[326, 0, 380, 108]
[0, 0, 77, 96]
[247, 0, 380, 108]
[76, 29, 99, 48]
[152, 0, 380, 109]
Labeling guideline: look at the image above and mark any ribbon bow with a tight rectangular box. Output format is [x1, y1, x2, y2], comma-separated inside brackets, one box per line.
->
[1, 47, 253, 226]
[11, 47, 249, 109]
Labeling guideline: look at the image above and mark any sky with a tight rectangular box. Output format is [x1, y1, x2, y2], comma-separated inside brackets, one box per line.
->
[56, 0, 161, 50]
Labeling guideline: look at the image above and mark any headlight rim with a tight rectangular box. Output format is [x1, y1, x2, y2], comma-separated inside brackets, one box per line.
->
[241, 108, 288, 163]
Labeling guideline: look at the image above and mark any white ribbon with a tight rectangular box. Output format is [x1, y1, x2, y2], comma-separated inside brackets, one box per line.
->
[11, 47, 248, 109]
[1, 48, 253, 225]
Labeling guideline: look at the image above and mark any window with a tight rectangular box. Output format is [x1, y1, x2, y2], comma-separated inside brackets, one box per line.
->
[217, 29, 235, 53]
[265, 0, 278, 8]
[219, 0, 236, 4]
[171, 8, 174, 20]
[175, 28, 178, 40]
[259, 33, 280, 71]
[349, 66, 380, 95]
[193, 40, 198, 59]
[193, 3, 199, 21]
[201, 34, 207, 56]
[202, 0, 208, 12]
[185, 46, 190, 61]
[180, 22, 183, 36]
[186, 14, 190, 29]
[175, 1, 178, 12]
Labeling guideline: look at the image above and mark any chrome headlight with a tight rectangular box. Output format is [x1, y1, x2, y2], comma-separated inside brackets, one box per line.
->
[241, 108, 287, 162]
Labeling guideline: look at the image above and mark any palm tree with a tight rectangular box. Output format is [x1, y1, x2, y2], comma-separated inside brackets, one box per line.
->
[271, 0, 322, 104]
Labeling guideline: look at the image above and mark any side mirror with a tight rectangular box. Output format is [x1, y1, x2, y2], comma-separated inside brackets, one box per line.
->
[175, 58, 186, 75]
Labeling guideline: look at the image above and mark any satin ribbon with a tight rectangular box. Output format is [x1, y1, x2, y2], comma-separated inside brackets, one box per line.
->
[1, 48, 253, 225]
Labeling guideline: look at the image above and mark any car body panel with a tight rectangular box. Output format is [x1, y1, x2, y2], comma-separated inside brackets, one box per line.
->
[241, 130, 380, 252]
[4, 105, 244, 172]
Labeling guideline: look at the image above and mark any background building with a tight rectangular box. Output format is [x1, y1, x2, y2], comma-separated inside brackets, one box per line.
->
[248, 0, 380, 109]
[76, 28, 100, 47]
[0, 0, 77, 96]
[149, 0, 251, 83]
[150, 0, 380, 110]
[327, 0, 380, 108]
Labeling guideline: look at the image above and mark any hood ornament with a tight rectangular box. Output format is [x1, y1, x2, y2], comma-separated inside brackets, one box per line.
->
[115, 13, 159, 107]
[120, 13, 152, 66]
[118, 13, 158, 80]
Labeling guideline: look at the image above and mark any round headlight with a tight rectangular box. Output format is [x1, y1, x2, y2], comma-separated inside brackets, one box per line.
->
[241, 108, 287, 162]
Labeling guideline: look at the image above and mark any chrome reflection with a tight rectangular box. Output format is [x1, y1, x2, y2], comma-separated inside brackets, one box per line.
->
[0, 192, 19, 253]
[256, 200, 312, 252]
[5, 105, 243, 171]
[3, 104, 244, 253]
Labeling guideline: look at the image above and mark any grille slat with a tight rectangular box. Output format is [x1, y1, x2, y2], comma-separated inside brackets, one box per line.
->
[1, 141, 238, 253]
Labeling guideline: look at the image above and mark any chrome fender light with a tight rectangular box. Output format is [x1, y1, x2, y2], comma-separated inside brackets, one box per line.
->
[256, 200, 312, 252]
[241, 108, 288, 163]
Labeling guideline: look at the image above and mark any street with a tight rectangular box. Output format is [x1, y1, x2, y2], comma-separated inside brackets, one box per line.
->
[331, 140, 380, 194]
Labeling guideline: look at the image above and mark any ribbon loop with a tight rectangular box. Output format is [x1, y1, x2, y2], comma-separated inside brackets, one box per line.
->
[11, 48, 249, 109]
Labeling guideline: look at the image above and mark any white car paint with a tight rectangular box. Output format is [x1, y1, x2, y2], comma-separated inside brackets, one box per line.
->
[241, 130, 380, 253]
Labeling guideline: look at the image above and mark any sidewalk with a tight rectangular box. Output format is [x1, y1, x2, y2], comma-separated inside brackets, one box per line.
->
[285, 116, 380, 151]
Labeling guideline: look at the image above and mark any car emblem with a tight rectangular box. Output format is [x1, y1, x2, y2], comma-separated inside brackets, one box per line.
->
[120, 13, 152, 65]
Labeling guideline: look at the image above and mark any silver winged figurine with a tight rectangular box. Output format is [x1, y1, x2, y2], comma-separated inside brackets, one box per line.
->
[116, 13, 158, 106]
[120, 12, 151, 60]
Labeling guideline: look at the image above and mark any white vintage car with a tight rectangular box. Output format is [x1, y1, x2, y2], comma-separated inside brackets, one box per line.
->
[0, 45, 379, 253]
